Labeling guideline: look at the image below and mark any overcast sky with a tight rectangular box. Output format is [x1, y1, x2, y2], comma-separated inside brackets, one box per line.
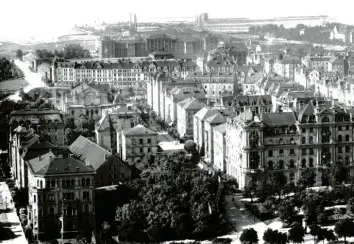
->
[0, 0, 353, 41]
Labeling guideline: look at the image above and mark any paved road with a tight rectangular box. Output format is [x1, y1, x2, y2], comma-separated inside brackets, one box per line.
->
[0, 182, 27, 244]
[7, 59, 47, 101]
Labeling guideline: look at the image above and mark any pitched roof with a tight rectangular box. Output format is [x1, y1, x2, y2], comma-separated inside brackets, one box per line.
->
[261, 112, 297, 126]
[69, 136, 111, 171]
[27, 152, 94, 176]
[179, 97, 206, 110]
[214, 123, 227, 134]
[124, 124, 157, 136]
[205, 113, 226, 124]
[194, 107, 219, 120]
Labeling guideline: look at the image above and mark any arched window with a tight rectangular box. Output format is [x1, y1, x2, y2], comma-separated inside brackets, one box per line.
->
[338, 135, 343, 142]
[278, 160, 284, 169]
[309, 158, 314, 167]
[302, 137, 306, 144]
[290, 138, 295, 144]
[289, 160, 295, 168]
[51, 180, 55, 188]
[309, 136, 314, 144]
[346, 135, 350, 141]
[268, 161, 274, 170]
[279, 139, 284, 144]
[37, 180, 39, 187]
[40, 181, 43, 189]
[308, 114, 315, 123]
[301, 159, 307, 168]
[322, 116, 329, 123]
[85, 178, 90, 186]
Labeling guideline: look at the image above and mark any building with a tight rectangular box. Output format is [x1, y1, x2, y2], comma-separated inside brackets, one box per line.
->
[23, 53, 39, 69]
[230, 95, 274, 115]
[27, 151, 95, 241]
[69, 136, 131, 186]
[121, 124, 158, 163]
[9, 108, 65, 146]
[95, 106, 138, 154]
[177, 97, 206, 137]
[213, 123, 227, 172]
[273, 56, 302, 79]
[157, 141, 185, 154]
[208, 43, 248, 65]
[329, 26, 354, 44]
[225, 100, 354, 189]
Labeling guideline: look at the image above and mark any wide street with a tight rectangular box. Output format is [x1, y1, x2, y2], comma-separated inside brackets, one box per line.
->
[7, 59, 47, 101]
[0, 182, 27, 244]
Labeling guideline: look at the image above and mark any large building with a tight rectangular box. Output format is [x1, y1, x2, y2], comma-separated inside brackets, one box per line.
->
[225, 100, 354, 189]
[27, 151, 95, 241]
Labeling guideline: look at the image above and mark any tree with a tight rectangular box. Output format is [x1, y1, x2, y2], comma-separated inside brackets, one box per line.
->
[334, 218, 354, 243]
[347, 197, 354, 214]
[309, 224, 321, 244]
[298, 168, 316, 189]
[240, 228, 258, 244]
[64, 128, 79, 145]
[149, 110, 157, 120]
[268, 172, 287, 198]
[64, 115, 76, 129]
[263, 228, 287, 244]
[288, 223, 305, 244]
[16, 49, 23, 60]
[278, 199, 297, 225]
[329, 163, 349, 186]
[243, 182, 258, 203]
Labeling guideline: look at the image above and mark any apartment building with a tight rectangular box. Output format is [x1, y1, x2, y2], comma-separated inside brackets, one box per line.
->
[225, 100, 354, 189]
[27, 151, 95, 241]
[121, 124, 158, 163]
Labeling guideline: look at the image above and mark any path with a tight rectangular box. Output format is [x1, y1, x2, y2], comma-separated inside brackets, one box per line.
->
[0, 182, 27, 244]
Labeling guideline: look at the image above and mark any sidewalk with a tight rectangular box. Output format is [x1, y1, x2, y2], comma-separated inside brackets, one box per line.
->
[0, 182, 27, 244]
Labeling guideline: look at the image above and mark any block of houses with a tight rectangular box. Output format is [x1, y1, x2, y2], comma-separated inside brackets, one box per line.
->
[176, 97, 206, 138]
[213, 123, 227, 172]
[69, 136, 131, 187]
[121, 124, 158, 163]
[27, 151, 95, 241]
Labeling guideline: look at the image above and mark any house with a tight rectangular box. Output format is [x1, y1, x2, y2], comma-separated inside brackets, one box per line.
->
[27, 151, 95, 241]
[69, 136, 131, 187]
[121, 124, 158, 163]
[23, 53, 39, 69]
[330, 26, 353, 44]
[176, 97, 206, 137]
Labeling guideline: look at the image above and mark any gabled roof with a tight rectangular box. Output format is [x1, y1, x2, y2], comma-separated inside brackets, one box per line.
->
[179, 97, 206, 110]
[69, 136, 111, 171]
[124, 124, 157, 136]
[214, 123, 227, 135]
[205, 113, 226, 124]
[194, 107, 219, 120]
[27, 152, 94, 176]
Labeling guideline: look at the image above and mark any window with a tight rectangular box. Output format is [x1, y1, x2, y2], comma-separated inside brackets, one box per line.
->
[48, 207, 54, 215]
[139, 138, 143, 144]
[279, 139, 284, 144]
[338, 126, 342, 131]
[301, 159, 307, 168]
[279, 149, 284, 156]
[278, 160, 284, 169]
[268, 150, 273, 157]
[84, 204, 89, 213]
[346, 146, 351, 153]
[309, 128, 314, 133]
[83, 192, 89, 200]
[39, 209, 43, 217]
[131, 139, 136, 145]
[290, 138, 295, 144]
[147, 138, 151, 144]
[346, 135, 350, 141]
[290, 149, 295, 155]
[289, 160, 295, 168]
[338, 135, 343, 142]
[338, 147, 343, 153]
[148, 147, 151, 153]
[309, 136, 314, 144]
[268, 161, 273, 170]
[322, 116, 329, 123]
[34, 195, 36, 203]
[48, 194, 55, 201]
[302, 149, 307, 155]
[346, 125, 350, 130]
[309, 148, 314, 155]
[51, 180, 55, 188]
[140, 148, 144, 153]
[302, 137, 306, 144]
[309, 158, 314, 167]
[302, 128, 306, 133]
[85, 178, 90, 186]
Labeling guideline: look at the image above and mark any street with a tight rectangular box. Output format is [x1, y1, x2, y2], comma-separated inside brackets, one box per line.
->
[7, 59, 47, 101]
[0, 182, 27, 244]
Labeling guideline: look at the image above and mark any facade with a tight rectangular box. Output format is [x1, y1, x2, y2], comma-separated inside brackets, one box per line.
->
[27, 151, 95, 241]
[225, 100, 354, 190]
[121, 125, 158, 163]
[213, 123, 227, 172]
[9, 109, 65, 146]
[95, 106, 138, 154]
[177, 97, 206, 137]
[69, 136, 132, 187]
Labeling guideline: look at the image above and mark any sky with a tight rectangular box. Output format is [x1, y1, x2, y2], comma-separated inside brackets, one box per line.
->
[1, 0, 354, 42]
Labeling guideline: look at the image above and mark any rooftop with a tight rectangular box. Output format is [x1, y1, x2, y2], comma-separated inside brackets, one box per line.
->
[124, 124, 158, 136]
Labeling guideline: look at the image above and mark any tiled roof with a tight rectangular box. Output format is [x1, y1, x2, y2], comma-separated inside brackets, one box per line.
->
[261, 112, 297, 126]
[27, 152, 94, 176]
[179, 97, 206, 110]
[194, 107, 219, 120]
[124, 124, 157, 136]
[69, 136, 111, 171]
